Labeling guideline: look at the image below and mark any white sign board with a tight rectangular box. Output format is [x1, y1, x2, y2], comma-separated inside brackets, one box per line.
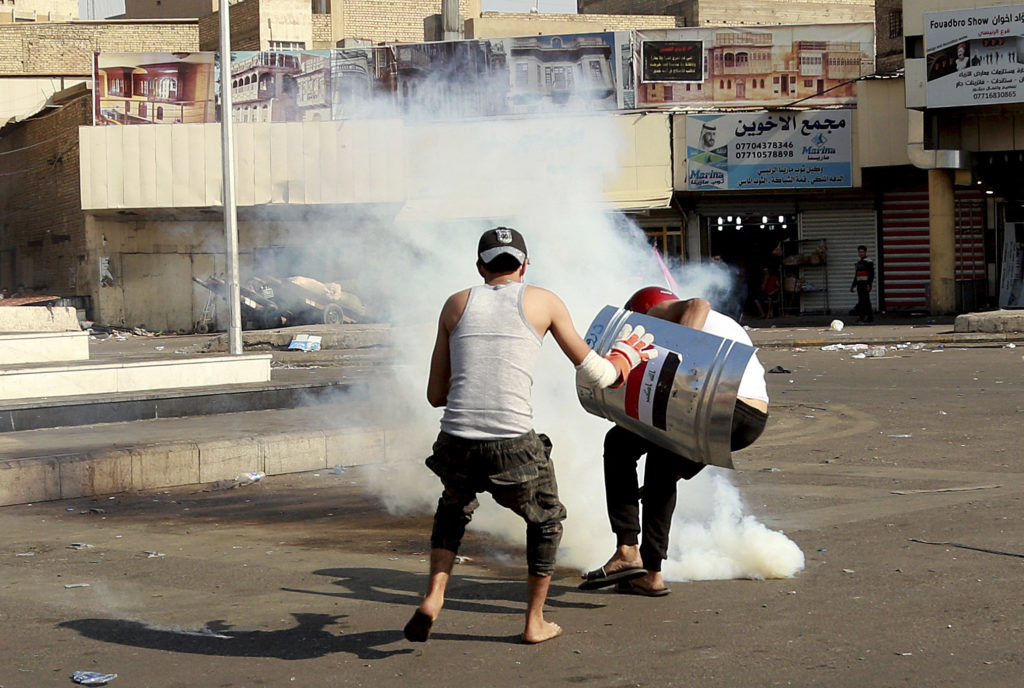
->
[686, 110, 852, 191]
[1000, 223, 1024, 308]
[925, 4, 1024, 108]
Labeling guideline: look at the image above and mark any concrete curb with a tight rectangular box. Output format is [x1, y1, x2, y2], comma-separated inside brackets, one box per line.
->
[0, 424, 418, 507]
[753, 331, 1024, 348]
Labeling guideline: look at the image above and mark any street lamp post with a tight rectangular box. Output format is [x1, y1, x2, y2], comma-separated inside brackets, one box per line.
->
[218, 0, 243, 354]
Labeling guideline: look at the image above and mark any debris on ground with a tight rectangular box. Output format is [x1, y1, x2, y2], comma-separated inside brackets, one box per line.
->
[821, 343, 869, 352]
[71, 671, 117, 685]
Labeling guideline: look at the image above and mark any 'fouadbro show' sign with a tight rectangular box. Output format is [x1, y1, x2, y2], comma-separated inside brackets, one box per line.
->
[925, 4, 1024, 108]
[685, 110, 852, 191]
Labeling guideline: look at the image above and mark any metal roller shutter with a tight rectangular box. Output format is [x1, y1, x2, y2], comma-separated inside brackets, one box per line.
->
[881, 191, 929, 310]
[694, 197, 797, 218]
[799, 201, 878, 315]
[881, 191, 987, 311]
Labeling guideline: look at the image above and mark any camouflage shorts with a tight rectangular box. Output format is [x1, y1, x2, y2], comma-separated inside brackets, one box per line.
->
[426, 430, 566, 577]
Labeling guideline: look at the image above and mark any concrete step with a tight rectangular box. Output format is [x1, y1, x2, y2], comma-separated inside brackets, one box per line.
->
[0, 353, 271, 402]
[0, 398, 423, 507]
[0, 331, 89, 365]
[0, 364, 370, 433]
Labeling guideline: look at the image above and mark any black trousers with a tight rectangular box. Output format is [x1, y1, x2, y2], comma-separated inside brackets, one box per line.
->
[854, 284, 873, 321]
[603, 402, 767, 572]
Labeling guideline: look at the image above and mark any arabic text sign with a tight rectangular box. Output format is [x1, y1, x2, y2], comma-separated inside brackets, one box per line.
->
[641, 41, 703, 83]
[925, 4, 1024, 108]
[685, 111, 852, 191]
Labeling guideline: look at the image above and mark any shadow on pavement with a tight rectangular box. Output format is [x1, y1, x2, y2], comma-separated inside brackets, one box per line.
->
[60, 613, 413, 660]
[285, 566, 603, 616]
[60, 567, 603, 658]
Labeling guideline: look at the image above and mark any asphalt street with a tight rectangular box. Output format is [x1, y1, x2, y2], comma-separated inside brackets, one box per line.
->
[1, 337, 1022, 687]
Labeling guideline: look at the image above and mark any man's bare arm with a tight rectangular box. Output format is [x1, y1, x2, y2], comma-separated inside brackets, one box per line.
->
[539, 289, 592, 366]
[649, 297, 711, 329]
[426, 292, 466, 407]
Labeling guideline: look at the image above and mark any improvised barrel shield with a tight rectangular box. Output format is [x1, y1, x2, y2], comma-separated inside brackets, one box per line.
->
[576, 306, 755, 469]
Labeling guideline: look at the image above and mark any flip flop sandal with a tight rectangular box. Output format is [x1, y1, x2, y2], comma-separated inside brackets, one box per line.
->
[615, 580, 671, 597]
[578, 565, 648, 590]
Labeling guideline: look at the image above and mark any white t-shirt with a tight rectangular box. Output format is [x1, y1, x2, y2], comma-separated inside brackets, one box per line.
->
[700, 310, 769, 403]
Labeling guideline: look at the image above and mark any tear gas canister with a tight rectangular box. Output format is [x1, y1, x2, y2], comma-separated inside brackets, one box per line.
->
[576, 306, 755, 469]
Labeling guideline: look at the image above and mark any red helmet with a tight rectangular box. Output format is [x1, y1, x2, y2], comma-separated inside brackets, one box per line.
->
[625, 286, 677, 314]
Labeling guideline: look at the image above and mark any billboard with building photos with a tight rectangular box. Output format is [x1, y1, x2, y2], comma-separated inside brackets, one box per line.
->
[93, 52, 217, 125]
[635, 24, 874, 108]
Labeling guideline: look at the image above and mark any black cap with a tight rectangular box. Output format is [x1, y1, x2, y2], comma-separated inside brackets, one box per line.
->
[478, 227, 527, 265]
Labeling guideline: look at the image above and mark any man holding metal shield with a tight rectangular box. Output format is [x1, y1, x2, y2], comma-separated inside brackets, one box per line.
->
[579, 288, 769, 596]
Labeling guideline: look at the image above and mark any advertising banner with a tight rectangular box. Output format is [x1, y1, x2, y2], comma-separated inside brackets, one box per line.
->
[925, 4, 1024, 108]
[228, 50, 331, 123]
[999, 223, 1024, 308]
[636, 24, 873, 108]
[640, 41, 704, 83]
[94, 31, 633, 124]
[685, 110, 852, 190]
[93, 53, 217, 125]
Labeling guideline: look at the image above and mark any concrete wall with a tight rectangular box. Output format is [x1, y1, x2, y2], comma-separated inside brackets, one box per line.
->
[0, 306, 80, 332]
[79, 119, 409, 210]
[466, 12, 682, 38]
[0, 76, 88, 121]
[312, 12, 333, 48]
[578, 0, 686, 13]
[856, 77, 912, 168]
[122, 0, 218, 18]
[78, 112, 673, 330]
[578, 0, 875, 25]
[691, 0, 874, 26]
[0, 19, 200, 77]
[0, 0, 77, 22]
[876, 0, 904, 75]
[79, 114, 672, 212]
[262, 0, 313, 47]
[199, 0, 260, 50]
[340, 0, 475, 44]
[0, 90, 92, 296]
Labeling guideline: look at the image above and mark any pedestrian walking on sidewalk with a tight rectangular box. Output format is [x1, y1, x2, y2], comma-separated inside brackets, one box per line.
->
[404, 227, 657, 645]
[849, 245, 875, 323]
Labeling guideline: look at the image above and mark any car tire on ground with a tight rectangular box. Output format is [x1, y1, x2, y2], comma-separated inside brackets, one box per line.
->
[322, 304, 344, 325]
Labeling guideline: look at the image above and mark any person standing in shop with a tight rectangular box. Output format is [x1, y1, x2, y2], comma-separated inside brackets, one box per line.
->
[849, 245, 875, 324]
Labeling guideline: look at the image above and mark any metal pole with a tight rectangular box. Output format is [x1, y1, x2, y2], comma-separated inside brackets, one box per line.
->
[219, 0, 243, 355]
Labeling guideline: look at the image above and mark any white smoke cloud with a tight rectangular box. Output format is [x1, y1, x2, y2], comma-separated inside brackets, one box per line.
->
[335, 72, 803, 582]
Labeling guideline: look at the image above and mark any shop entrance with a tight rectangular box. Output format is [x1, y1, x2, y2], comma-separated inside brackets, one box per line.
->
[704, 213, 797, 319]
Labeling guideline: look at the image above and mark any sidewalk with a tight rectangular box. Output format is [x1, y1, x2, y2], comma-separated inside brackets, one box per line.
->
[3, 311, 1022, 507]
[745, 311, 1024, 347]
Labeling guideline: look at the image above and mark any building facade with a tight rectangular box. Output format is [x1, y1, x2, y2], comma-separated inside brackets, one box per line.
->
[4, 1, 1018, 329]
[0, 0, 77, 23]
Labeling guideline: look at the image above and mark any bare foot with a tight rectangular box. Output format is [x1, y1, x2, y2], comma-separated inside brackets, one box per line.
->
[598, 545, 643, 574]
[522, 620, 563, 644]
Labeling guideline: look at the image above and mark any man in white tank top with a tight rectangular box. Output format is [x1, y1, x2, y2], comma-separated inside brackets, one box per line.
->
[404, 228, 658, 645]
